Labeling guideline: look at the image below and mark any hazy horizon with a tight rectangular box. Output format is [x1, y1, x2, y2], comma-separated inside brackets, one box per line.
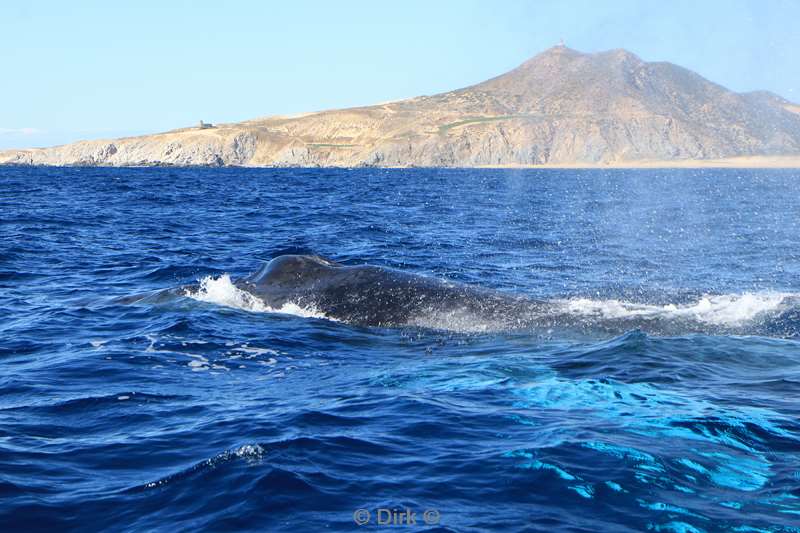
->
[2, 0, 798, 149]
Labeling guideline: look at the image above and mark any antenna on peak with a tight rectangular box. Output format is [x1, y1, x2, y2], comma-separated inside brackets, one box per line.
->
[558, 38, 565, 47]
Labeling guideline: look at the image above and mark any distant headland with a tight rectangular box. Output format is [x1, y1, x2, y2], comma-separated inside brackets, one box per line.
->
[3, 45, 800, 168]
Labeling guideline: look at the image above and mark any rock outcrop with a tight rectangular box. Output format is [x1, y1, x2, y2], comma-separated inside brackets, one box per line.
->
[4, 46, 800, 167]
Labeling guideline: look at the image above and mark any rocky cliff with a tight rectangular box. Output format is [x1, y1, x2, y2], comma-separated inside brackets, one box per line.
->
[4, 46, 800, 167]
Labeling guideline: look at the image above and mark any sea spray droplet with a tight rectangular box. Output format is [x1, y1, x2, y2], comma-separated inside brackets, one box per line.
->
[184, 274, 332, 320]
[184, 274, 271, 312]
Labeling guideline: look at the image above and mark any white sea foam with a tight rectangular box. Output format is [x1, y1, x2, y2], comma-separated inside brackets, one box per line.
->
[237, 345, 280, 356]
[184, 274, 332, 320]
[555, 292, 795, 326]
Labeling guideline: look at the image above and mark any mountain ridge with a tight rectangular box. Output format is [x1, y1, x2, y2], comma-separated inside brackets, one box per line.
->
[3, 46, 800, 167]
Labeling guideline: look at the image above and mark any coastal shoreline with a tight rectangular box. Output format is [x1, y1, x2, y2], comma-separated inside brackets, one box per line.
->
[471, 156, 800, 169]
[2, 155, 799, 170]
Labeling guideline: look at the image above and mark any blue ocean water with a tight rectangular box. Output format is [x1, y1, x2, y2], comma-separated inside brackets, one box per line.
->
[2, 166, 800, 532]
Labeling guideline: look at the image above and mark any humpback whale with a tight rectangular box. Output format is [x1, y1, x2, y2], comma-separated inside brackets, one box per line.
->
[121, 254, 799, 336]
[236, 254, 543, 328]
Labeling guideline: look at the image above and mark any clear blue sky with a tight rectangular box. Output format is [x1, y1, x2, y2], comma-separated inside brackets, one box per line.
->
[1, 0, 798, 149]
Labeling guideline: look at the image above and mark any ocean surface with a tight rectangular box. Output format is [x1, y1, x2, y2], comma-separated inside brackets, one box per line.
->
[2, 166, 800, 532]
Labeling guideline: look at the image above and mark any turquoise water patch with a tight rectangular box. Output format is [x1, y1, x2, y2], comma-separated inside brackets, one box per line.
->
[511, 377, 779, 495]
[637, 499, 706, 520]
[583, 441, 656, 463]
[698, 451, 770, 491]
[678, 459, 709, 475]
[569, 484, 594, 499]
[647, 521, 706, 533]
[503, 449, 577, 480]
[719, 501, 742, 509]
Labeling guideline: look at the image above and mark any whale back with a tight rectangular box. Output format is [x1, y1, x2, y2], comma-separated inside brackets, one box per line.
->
[238, 254, 536, 327]
[246, 255, 340, 287]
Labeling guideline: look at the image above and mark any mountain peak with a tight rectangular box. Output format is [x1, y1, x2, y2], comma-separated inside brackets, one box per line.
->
[540, 43, 582, 55]
[473, 46, 647, 103]
[522, 44, 584, 65]
[522, 46, 643, 67]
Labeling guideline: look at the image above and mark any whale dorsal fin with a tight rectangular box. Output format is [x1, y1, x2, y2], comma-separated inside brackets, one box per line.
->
[246, 254, 340, 286]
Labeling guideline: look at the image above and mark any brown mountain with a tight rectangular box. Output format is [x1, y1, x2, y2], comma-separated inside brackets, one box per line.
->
[4, 46, 800, 167]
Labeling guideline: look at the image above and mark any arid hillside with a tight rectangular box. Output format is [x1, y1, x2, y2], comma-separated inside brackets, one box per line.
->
[4, 46, 800, 167]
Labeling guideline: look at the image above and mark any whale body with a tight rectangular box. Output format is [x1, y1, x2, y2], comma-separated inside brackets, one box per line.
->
[122, 255, 800, 336]
[236, 254, 543, 328]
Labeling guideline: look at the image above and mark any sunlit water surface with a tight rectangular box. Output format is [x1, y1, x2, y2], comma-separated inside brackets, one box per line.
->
[2, 167, 800, 532]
